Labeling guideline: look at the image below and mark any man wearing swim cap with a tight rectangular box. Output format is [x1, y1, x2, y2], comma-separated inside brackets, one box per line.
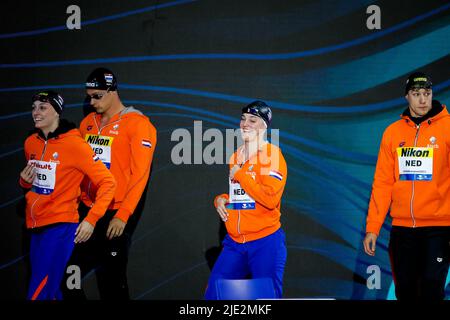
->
[205, 100, 288, 300]
[63, 68, 157, 300]
[364, 72, 450, 300]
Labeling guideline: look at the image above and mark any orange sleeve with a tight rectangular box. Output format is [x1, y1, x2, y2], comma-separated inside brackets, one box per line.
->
[19, 139, 32, 189]
[366, 128, 395, 235]
[114, 118, 157, 223]
[234, 149, 287, 210]
[79, 182, 94, 208]
[213, 153, 235, 208]
[214, 194, 229, 208]
[74, 138, 116, 226]
[78, 116, 94, 208]
[19, 177, 32, 189]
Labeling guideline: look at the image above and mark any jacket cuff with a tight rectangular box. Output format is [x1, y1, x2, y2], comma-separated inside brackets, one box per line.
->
[366, 222, 382, 236]
[214, 194, 229, 208]
[83, 212, 99, 227]
[19, 178, 32, 189]
[233, 168, 246, 182]
[114, 208, 132, 223]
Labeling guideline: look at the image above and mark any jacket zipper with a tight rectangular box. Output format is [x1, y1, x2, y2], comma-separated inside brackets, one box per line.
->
[30, 139, 48, 228]
[236, 147, 247, 243]
[237, 209, 246, 243]
[87, 115, 121, 202]
[410, 124, 421, 228]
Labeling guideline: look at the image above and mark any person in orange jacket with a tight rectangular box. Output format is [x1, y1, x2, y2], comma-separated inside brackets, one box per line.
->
[63, 68, 157, 300]
[205, 100, 288, 300]
[363, 72, 450, 300]
[19, 90, 116, 300]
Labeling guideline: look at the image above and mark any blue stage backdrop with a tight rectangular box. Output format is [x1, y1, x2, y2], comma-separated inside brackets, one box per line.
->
[0, 0, 449, 299]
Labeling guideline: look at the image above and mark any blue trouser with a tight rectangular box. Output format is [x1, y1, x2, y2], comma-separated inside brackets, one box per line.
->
[204, 228, 287, 300]
[27, 223, 77, 300]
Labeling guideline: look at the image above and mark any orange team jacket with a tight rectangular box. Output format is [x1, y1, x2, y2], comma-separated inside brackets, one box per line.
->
[19, 122, 116, 229]
[79, 107, 157, 223]
[367, 104, 450, 235]
[214, 142, 287, 243]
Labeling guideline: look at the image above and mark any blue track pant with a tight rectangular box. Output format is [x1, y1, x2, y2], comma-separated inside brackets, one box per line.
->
[27, 223, 77, 300]
[205, 228, 287, 300]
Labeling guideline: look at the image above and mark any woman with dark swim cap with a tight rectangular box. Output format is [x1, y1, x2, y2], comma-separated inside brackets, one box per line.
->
[19, 90, 115, 300]
[205, 100, 288, 299]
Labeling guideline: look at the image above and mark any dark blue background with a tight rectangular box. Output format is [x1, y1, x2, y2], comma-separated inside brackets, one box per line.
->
[0, 0, 449, 299]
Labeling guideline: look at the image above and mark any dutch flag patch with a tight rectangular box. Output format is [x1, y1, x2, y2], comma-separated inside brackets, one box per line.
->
[141, 139, 152, 148]
[269, 170, 283, 181]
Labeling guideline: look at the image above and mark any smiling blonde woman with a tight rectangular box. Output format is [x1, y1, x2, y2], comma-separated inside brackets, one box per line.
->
[205, 100, 288, 300]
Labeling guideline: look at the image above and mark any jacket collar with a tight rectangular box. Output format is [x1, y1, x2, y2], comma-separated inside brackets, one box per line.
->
[401, 100, 445, 126]
[36, 119, 76, 141]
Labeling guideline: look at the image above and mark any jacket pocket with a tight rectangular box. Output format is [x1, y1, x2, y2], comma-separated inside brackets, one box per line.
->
[390, 181, 411, 219]
[413, 180, 443, 219]
[391, 180, 442, 220]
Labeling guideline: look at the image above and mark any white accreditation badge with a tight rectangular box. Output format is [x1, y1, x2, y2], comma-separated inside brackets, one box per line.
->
[85, 134, 114, 169]
[397, 147, 433, 181]
[227, 178, 256, 210]
[29, 160, 57, 195]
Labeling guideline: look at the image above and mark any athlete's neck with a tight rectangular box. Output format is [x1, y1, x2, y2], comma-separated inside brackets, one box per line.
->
[100, 101, 126, 126]
[243, 138, 267, 162]
[41, 119, 60, 139]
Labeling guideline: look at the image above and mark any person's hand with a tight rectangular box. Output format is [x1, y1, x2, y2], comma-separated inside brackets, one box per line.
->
[229, 165, 241, 180]
[74, 220, 94, 243]
[363, 232, 378, 256]
[20, 164, 36, 184]
[216, 197, 229, 222]
[106, 217, 126, 240]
